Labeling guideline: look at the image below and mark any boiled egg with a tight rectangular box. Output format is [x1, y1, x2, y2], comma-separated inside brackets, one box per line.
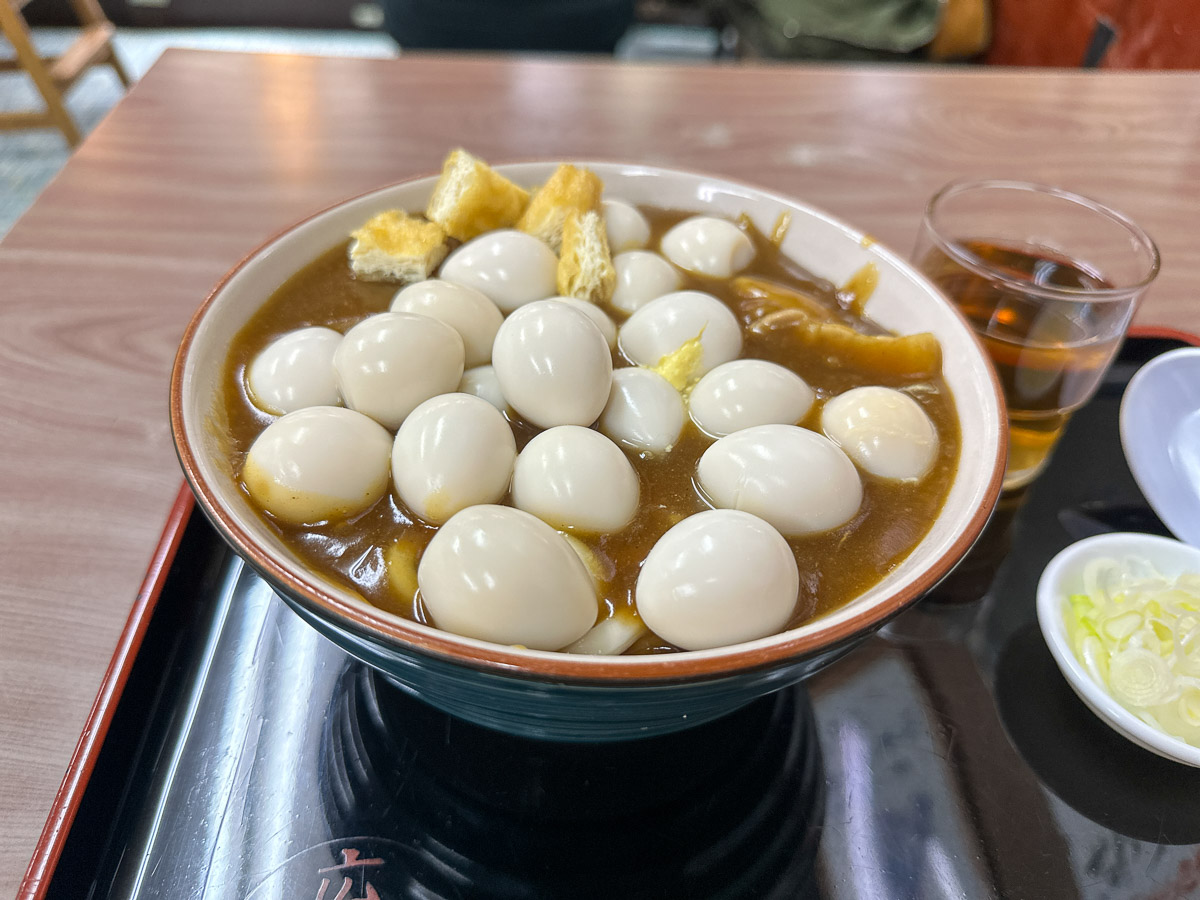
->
[390, 279, 503, 367]
[333, 312, 464, 431]
[546, 296, 618, 349]
[458, 365, 507, 411]
[439, 229, 557, 313]
[417, 504, 598, 650]
[511, 425, 639, 533]
[246, 326, 342, 415]
[391, 393, 516, 524]
[492, 300, 613, 428]
[661, 215, 755, 278]
[697, 424, 863, 536]
[241, 406, 392, 525]
[636, 509, 798, 651]
[618, 291, 742, 377]
[602, 198, 651, 253]
[600, 367, 684, 455]
[689, 359, 815, 437]
[610, 251, 681, 316]
[821, 386, 938, 481]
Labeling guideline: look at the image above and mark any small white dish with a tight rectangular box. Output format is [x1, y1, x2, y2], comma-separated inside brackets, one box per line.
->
[1036, 531, 1200, 768]
[1120, 347, 1200, 548]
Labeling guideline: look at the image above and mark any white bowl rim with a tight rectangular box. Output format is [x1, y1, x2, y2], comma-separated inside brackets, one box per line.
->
[1119, 345, 1200, 549]
[1036, 530, 1200, 767]
[171, 159, 1007, 683]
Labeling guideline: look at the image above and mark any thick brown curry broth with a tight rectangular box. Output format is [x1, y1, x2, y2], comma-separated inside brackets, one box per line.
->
[220, 208, 960, 654]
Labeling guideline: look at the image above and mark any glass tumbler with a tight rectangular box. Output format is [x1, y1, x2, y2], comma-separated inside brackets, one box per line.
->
[913, 180, 1160, 491]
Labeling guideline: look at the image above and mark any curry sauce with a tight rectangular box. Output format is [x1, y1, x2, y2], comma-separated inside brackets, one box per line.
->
[220, 209, 960, 654]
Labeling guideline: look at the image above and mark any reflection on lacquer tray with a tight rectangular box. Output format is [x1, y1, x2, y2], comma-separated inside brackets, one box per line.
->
[284, 666, 828, 899]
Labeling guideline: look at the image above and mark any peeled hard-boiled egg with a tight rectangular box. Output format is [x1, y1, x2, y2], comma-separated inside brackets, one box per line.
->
[697, 424, 863, 536]
[458, 365, 507, 411]
[391, 393, 516, 524]
[241, 406, 392, 525]
[618, 291, 742, 377]
[821, 386, 938, 481]
[417, 504, 598, 650]
[602, 198, 651, 253]
[610, 251, 681, 316]
[547, 296, 618, 349]
[391, 279, 503, 367]
[689, 359, 815, 437]
[661, 215, 755, 278]
[439, 229, 558, 313]
[333, 312, 464, 431]
[511, 425, 639, 533]
[600, 367, 684, 455]
[636, 509, 799, 651]
[246, 326, 342, 415]
[492, 300, 613, 428]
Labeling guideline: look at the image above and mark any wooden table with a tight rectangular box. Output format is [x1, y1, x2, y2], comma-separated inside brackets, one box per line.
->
[2, 49, 1198, 895]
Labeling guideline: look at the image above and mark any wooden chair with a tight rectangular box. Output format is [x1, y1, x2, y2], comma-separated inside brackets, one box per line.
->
[0, 0, 130, 147]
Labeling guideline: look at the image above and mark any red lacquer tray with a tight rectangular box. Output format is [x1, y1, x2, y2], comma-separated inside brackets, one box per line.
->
[20, 330, 1200, 900]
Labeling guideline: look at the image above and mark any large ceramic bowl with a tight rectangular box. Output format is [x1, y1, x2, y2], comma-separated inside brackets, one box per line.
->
[171, 162, 1007, 741]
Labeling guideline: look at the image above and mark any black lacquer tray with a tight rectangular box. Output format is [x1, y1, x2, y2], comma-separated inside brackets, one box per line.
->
[23, 333, 1200, 900]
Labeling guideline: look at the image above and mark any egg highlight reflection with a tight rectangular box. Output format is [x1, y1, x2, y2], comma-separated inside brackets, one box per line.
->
[602, 198, 651, 253]
[241, 406, 392, 525]
[822, 386, 938, 481]
[698, 424, 863, 536]
[492, 300, 613, 428]
[333, 312, 464, 430]
[439, 229, 558, 313]
[610, 251, 681, 316]
[391, 393, 516, 525]
[391, 279, 503, 367]
[246, 326, 342, 415]
[417, 504, 598, 650]
[661, 215, 755, 278]
[600, 367, 684, 455]
[511, 426, 640, 533]
[636, 509, 799, 651]
[689, 359, 815, 437]
[618, 291, 742, 377]
[547, 296, 618, 349]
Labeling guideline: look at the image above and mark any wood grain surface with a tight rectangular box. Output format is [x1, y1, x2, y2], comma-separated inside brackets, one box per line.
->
[1, 49, 1199, 894]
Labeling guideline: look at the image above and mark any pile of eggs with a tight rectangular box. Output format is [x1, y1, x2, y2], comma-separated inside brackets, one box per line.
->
[240, 200, 939, 654]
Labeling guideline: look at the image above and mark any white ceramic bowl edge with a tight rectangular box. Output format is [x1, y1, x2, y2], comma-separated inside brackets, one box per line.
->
[1036, 531, 1200, 768]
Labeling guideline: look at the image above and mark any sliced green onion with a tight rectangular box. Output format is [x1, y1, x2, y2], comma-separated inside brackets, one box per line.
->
[563, 613, 646, 656]
[1103, 611, 1143, 641]
[1062, 554, 1200, 748]
[1109, 648, 1175, 707]
[1180, 689, 1200, 728]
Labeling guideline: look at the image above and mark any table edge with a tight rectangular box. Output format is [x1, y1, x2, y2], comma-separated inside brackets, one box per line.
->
[16, 484, 195, 900]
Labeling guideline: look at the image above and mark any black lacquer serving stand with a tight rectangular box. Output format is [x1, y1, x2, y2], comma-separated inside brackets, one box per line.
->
[36, 335, 1200, 900]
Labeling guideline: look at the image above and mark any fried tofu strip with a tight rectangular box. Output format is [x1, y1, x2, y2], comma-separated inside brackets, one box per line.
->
[426, 148, 530, 241]
[731, 275, 837, 323]
[348, 210, 448, 283]
[519, 164, 604, 252]
[557, 210, 616, 304]
[750, 309, 942, 381]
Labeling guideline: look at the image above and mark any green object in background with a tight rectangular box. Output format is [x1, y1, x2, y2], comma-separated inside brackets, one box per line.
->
[720, 0, 944, 60]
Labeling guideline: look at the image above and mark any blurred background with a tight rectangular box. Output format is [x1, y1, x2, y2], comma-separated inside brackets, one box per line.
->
[15, 0, 1200, 65]
[2, 0, 1198, 235]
